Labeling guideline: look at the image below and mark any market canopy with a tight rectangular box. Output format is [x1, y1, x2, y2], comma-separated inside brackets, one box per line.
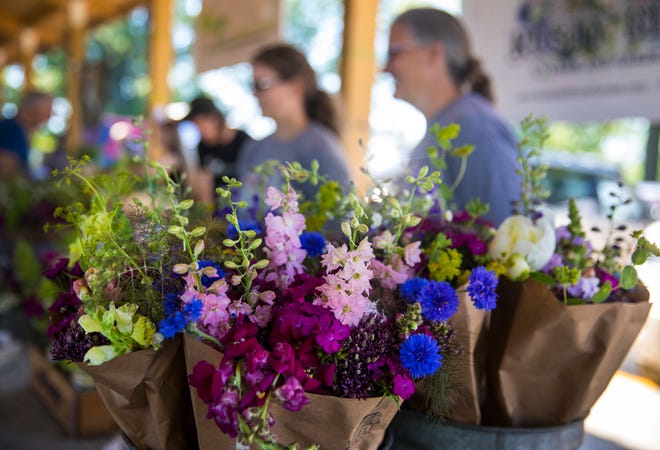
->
[0, 0, 145, 65]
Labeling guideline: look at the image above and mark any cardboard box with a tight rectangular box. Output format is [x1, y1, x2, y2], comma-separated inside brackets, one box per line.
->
[29, 345, 117, 437]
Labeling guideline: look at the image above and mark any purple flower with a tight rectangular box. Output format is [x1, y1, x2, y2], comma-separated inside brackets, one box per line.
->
[400, 333, 443, 379]
[467, 267, 498, 311]
[567, 276, 600, 300]
[556, 225, 571, 242]
[274, 377, 309, 412]
[209, 388, 240, 438]
[542, 253, 563, 273]
[399, 277, 431, 303]
[418, 281, 459, 322]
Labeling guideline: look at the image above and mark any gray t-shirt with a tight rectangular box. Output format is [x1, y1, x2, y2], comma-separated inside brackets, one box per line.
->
[409, 94, 521, 225]
[236, 122, 352, 202]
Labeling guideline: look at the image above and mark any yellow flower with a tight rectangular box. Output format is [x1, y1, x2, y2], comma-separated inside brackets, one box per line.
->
[429, 248, 462, 282]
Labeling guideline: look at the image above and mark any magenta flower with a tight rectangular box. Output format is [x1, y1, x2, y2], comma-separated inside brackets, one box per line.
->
[269, 342, 296, 376]
[393, 373, 415, 400]
[274, 377, 309, 412]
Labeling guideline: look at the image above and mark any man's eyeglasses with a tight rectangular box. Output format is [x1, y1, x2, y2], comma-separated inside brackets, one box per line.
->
[252, 77, 281, 93]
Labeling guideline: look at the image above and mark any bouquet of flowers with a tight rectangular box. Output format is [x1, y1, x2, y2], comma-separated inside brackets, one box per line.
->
[175, 156, 500, 449]
[46, 154, 209, 449]
[485, 116, 659, 427]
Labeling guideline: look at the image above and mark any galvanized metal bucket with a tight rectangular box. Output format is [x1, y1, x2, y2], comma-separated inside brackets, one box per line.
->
[387, 408, 585, 450]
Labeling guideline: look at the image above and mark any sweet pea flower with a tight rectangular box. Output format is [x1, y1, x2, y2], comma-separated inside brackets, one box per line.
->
[489, 214, 556, 272]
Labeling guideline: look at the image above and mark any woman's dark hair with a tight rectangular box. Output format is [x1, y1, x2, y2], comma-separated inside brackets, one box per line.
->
[393, 8, 494, 102]
[252, 43, 340, 136]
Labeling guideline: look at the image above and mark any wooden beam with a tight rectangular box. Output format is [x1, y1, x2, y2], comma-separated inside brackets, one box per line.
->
[65, 1, 88, 154]
[0, 13, 23, 35]
[340, 0, 379, 194]
[147, 0, 173, 160]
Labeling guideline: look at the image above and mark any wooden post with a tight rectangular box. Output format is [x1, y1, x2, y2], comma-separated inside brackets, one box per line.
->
[19, 28, 38, 91]
[148, 0, 174, 161]
[340, 0, 379, 194]
[66, 0, 88, 154]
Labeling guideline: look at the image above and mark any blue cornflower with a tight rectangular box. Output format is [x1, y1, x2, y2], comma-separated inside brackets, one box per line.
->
[197, 260, 225, 288]
[418, 281, 459, 322]
[226, 220, 262, 239]
[183, 299, 203, 322]
[300, 232, 327, 257]
[399, 277, 431, 303]
[158, 311, 187, 339]
[400, 333, 443, 379]
[163, 293, 180, 316]
[467, 267, 499, 311]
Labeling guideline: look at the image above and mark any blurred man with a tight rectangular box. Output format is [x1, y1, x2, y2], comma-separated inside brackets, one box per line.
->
[0, 91, 53, 178]
[183, 96, 251, 202]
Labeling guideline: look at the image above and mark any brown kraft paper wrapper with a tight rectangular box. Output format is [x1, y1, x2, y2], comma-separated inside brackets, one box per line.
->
[184, 335, 399, 450]
[484, 278, 650, 427]
[406, 290, 488, 424]
[79, 336, 198, 450]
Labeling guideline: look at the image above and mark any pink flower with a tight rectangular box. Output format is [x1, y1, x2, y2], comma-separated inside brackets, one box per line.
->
[250, 305, 272, 327]
[265, 186, 286, 210]
[373, 230, 396, 250]
[321, 243, 349, 272]
[403, 241, 422, 266]
[370, 258, 408, 289]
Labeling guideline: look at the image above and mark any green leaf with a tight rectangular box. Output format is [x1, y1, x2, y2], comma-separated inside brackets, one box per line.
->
[631, 247, 648, 265]
[529, 271, 556, 286]
[566, 297, 586, 305]
[591, 281, 612, 303]
[620, 266, 638, 290]
[177, 199, 194, 210]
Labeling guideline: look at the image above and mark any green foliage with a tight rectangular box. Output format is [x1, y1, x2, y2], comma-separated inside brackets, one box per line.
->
[514, 115, 550, 219]
[13, 239, 41, 297]
[567, 199, 585, 238]
[300, 181, 344, 231]
[79, 303, 158, 364]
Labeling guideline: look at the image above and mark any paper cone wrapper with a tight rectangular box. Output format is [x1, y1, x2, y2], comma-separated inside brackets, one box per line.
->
[484, 278, 650, 427]
[183, 335, 399, 450]
[79, 336, 198, 450]
[406, 290, 488, 424]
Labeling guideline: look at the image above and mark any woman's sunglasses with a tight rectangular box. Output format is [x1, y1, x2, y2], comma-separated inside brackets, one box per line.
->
[251, 77, 281, 93]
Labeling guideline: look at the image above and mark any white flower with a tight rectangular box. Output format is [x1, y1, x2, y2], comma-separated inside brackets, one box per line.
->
[489, 214, 556, 271]
[505, 253, 531, 281]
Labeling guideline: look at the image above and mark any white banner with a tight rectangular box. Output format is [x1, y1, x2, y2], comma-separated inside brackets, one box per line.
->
[463, 0, 660, 122]
[194, 0, 281, 73]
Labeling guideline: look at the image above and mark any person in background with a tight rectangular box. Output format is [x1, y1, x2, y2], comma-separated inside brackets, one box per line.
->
[183, 96, 251, 203]
[157, 120, 188, 184]
[385, 8, 521, 225]
[236, 43, 352, 203]
[0, 91, 53, 178]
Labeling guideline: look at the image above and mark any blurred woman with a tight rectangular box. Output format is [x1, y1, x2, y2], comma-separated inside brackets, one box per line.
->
[236, 43, 352, 202]
[385, 8, 520, 225]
